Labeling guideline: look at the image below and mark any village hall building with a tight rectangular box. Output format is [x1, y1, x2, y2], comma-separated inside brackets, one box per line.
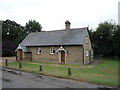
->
[16, 21, 94, 65]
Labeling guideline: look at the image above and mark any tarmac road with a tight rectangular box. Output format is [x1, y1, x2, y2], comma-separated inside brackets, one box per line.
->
[1, 68, 117, 89]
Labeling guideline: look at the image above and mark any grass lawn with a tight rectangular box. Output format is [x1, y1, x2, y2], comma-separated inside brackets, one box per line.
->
[2, 59, 119, 87]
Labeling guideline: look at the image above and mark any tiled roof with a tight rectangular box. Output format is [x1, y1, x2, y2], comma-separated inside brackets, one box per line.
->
[20, 28, 87, 46]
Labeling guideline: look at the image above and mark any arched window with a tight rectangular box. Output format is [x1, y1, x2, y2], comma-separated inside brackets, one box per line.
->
[86, 36, 88, 44]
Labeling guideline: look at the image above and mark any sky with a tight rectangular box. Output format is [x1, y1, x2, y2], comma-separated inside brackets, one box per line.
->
[0, 0, 119, 31]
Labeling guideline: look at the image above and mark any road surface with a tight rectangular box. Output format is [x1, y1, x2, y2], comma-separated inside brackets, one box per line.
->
[1, 68, 117, 89]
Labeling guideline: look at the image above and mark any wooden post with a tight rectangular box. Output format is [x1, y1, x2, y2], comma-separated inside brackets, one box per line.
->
[19, 62, 22, 68]
[16, 55, 17, 60]
[16, 56, 18, 62]
[39, 65, 42, 71]
[68, 68, 71, 76]
[5, 59, 8, 66]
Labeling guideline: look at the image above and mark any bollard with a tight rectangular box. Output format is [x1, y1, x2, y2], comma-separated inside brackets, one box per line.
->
[16, 56, 19, 62]
[16, 56, 17, 60]
[5, 59, 8, 66]
[39, 65, 42, 71]
[19, 62, 22, 68]
[68, 68, 71, 76]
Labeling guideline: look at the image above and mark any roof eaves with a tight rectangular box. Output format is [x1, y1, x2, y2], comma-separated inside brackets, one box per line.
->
[26, 44, 83, 47]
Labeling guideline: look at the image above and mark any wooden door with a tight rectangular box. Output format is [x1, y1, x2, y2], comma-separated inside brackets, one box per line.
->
[61, 51, 65, 63]
[20, 49, 23, 61]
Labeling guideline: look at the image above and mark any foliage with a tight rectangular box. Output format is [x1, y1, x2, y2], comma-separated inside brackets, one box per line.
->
[2, 19, 42, 56]
[2, 39, 16, 56]
[89, 21, 119, 58]
[113, 25, 120, 57]
[2, 19, 24, 41]
[2, 19, 24, 56]
[25, 20, 42, 33]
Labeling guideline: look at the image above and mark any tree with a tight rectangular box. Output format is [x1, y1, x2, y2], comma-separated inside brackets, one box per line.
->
[2, 19, 43, 56]
[25, 20, 42, 33]
[2, 39, 16, 56]
[2, 19, 25, 56]
[2, 19, 24, 42]
[92, 21, 115, 57]
[113, 25, 120, 58]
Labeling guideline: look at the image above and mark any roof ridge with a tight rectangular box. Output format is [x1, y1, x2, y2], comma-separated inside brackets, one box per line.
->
[46, 29, 65, 32]
[29, 27, 87, 34]
[29, 29, 65, 34]
[47, 27, 87, 31]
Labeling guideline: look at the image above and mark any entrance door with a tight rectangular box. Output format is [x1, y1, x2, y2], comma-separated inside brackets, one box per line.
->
[20, 49, 23, 61]
[61, 51, 65, 63]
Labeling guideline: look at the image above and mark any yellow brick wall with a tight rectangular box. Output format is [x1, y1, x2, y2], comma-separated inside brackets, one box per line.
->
[26, 46, 84, 65]
[83, 31, 94, 64]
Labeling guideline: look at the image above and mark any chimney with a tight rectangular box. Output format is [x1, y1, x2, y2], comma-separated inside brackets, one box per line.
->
[65, 20, 71, 31]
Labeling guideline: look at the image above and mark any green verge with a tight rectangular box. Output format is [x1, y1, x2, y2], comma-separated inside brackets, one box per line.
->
[2, 59, 119, 87]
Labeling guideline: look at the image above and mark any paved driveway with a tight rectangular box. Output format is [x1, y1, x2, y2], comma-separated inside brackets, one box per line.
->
[1, 68, 117, 89]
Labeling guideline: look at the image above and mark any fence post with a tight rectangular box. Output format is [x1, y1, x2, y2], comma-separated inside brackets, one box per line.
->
[16, 56, 19, 62]
[5, 59, 8, 66]
[68, 68, 71, 76]
[16, 55, 17, 60]
[39, 65, 42, 71]
[19, 62, 22, 68]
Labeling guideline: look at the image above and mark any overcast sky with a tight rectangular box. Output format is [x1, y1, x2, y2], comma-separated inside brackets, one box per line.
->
[0, 0, 119, 31]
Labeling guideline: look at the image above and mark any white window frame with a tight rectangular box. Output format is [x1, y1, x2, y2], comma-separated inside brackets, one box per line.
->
[50, 48, 55, 54]
[86, 49, 89, 56]
[37, 48, 41, 54]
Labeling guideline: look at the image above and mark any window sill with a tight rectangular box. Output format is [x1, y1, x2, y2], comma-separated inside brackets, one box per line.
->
[50, 53, 55, 55]
[37, 53, 41, 55]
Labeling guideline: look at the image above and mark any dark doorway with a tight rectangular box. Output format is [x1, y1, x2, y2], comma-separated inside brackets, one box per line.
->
[61, 51, 65, 63]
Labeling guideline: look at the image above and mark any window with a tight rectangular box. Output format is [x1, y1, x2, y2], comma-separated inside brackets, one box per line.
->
[50, 48, 55, 54]
[86, 49, 89, 56]
[86, 36, 88, 44]
[37, 48, 41, 54]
